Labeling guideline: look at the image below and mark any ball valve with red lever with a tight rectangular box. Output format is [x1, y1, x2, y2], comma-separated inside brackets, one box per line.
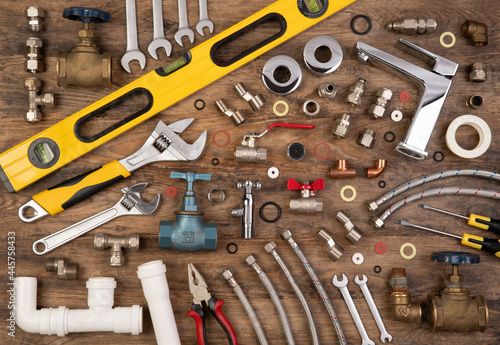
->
[287, 178, 324, 213]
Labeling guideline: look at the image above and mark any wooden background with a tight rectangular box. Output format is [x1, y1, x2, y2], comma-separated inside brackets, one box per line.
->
[0, 0, 499, 344]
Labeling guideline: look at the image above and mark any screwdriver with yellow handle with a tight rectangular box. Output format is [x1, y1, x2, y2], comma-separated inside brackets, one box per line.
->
[397, 220, 500, 258]
[419, 204, 500, 235]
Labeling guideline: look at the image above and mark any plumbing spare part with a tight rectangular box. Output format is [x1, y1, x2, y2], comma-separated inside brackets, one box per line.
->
[166, 186, 178, 197]
[384, 131, 395, 143]
[288, 178, 324, 213]
[314, 142, 331, 159]
[137, 260, 181, 345]
[355, 39, 459, 161]
[470, 62, 487, 82]
[463, 20, 488, 46]
[433, 151, 444, 162]
[262, 55, 302, 94]
[465, 94, 483, 109]
[354, 274, 393, 343]
[389, 252, 488, 332]
[25, 6, 44, 32]
[398, 91, 410, 103]
[329, 160, 356, 179]
[366, 159, 387, 178]
[24, 77, 54, 123]
[357, 128, 376, 149]
[0, 0, 356, 193]
[159, 171, 217, 252]
[347, 77, 366, 106]
[25, 37, 44, 73]
[259, 202, 281, 223]
[439, 32, 456, 48]
[350, 14, 372, 35]
[215, 98, 247, 126]
[222, 268, 269, 345]
[148, 0, 173, 59]
[94, 232, 139, 266]
[226, 243, 238, 253]
[273, 100, 289, 116]
[15, 276, 142, 336]
[303, 35, 343, 74]
[378, 180, 386, 188]
[121, 0, 146, 72]
[57, 7, 112, 88]
[188, 263, 238, 344]
[232, 180, 262, 239]
[235, 123, 314, 162]
[316, 228, 344, 262]
[399, 242, 417, 260]
[32, 182, 160, 255]
[386, 18, 437, 34]
[318, 82, 338, 99]
[352, 253, 364, 265]
[445, 115, 491, 159]
[391, 110, 403, 122]
[196, 0, 214, 36]
[374, 266, 382, 273]
[333, 274, 375, 345]
[268, 167, 280, 178]
[211, 157, 220, 165]
[286, 142, 306, 161]
[234, 82, 265, 111]
[213, 130, 230, 147]
[208, 188, 225, 205]
[340, 185, 357, 202]
[45, 258, 78, 280]
[195, 99, 206, 110]
[19, 119, 205, 222]
[375, 242, 387, 254]
[369, 87, 393, 119]
[175, 0, 195, 46]
[419, 203, 500, 235]
[303, 100, 320, 116]
[265, 242, 320, 345]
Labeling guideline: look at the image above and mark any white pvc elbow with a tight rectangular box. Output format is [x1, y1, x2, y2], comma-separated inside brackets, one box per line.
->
[15, 277, 142, 336]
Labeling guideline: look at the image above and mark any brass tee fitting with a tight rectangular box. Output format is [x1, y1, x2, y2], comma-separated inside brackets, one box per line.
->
[25, 77, 55, 122]
[94, 233, 140, 266]
[463, 20, 488, 47]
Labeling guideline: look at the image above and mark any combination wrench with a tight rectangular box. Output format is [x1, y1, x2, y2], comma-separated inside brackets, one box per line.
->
[355, 274, 393, 343]
[148, 0, 172, 59]
[121, 0, 146, 73]
[174, 0, 195, 46]
[333, 274, 375, 345]
[196, 0, 214, 36]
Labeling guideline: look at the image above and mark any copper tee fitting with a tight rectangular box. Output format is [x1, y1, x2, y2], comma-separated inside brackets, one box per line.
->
[329, 160, 356, 178]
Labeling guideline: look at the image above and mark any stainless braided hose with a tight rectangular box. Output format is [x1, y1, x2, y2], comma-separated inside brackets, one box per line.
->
[281, 230, 348, 345]
[264, 241, 320, 345]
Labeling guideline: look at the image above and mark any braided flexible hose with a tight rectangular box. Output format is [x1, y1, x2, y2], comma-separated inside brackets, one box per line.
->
[246, 255, 295, 345]
[265, 242, 319, 345]
[281, 230, 348, 345]
[369, 169, 499, 212]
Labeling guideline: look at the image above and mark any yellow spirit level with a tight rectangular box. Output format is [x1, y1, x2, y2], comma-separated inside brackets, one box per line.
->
[0, 0, 355, 192]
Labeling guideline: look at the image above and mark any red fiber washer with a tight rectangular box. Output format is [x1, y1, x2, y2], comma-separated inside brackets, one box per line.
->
[375, 242, 387, 254]
[166, 186, 178, 198]
[399, 91, 410, 103]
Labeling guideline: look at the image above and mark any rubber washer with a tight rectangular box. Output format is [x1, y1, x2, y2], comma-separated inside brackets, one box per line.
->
[166, 186, 178, 198]
[260, 202, 282, 223]
[400, 243, 417, 260]
[375, 242, 387, 254]
[399, 91, 410, 103]
[194, 99, 206, 110]
[287, 142, 306, 161]
[212, 130, 230, 147]
[378, 180, 386, 188]
[314, 142, 331, 159]
[211, 158, 220, 165]
[384, 131, 395, 143]
[373, 266, 382, 273]
[433, 151, 444, 162]
[350, 15, 372, 35]
[226, 243, 238, 254]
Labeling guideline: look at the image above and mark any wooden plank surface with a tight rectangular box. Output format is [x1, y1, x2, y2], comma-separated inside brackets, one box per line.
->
[0, 0, 499, 344]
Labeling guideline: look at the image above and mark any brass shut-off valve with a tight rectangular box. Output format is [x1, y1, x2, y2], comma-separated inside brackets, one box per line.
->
[94, 232, 140, 266]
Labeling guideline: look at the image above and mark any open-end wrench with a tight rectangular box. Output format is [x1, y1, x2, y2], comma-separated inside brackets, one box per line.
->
[121, 0, 146, 73]
[32, 183, 160, 255]
[148, 0, 172, 59]
[333, 274, 375, 345]
[355, 274, 393, 343]
[19, 119, 207, 222]
[174, 0, 194, 46]
[196, 0, 214, 36]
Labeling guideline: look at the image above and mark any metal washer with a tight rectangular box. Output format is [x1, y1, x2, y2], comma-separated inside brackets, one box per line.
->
[262, 55, 302, 94]
[352, 253, 364, 265]
[303, 35, 343, 74]
[208, 188, 225, 205]
[268, 167, 280, 179]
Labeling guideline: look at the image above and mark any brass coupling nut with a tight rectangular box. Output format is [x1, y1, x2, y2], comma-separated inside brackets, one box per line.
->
[45, 258, 79, 280]
[215, 99, 247, 126]
[463, 20, 488, 46]
[234, 82, 265, 111]
[94, 233, 140, 266]
[316, 228, 344, 261]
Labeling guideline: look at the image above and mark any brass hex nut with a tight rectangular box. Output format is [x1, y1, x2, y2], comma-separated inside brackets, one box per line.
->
[470, 62, 487, 82]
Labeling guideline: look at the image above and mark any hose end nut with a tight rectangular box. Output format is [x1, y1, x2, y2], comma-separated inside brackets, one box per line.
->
[264, 241, 277, 253]
[367, 200, 379, 213]
[371, 216, 385, 229]
[280, 229, 293, 241]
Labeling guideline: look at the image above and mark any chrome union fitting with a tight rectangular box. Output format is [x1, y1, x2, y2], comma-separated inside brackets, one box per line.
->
[332, 114, 351, 139]
[347, 78, 366, 106]
[25, 37, 44, 73]
[369, 88, 393, 119]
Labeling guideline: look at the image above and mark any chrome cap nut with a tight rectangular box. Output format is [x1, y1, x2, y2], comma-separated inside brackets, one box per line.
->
[24, 77, 41, 89]
[370, 104, 386, 119]
[371, 216, 385, 229]
[367, 201, 379, 213]
[264, 241, 277, 253]
[26, 37, 43, 48]
[25, 6, 44, 18]
[222, 268, 234, 281]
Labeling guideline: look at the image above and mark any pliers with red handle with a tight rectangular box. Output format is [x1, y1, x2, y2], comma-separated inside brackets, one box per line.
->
[187, 263, 238, 345]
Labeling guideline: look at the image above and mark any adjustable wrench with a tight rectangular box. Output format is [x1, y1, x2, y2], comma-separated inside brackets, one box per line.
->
[121, 0, 146, 72]
[174, 0, 194, 46]
[32, 182, 160, 255]
[333, 274, 375, 345]
[148, 0, 172, 59]
[196, 0, 214, 36]
[355, 274, 392, 343]
[19, 119, 207, 222]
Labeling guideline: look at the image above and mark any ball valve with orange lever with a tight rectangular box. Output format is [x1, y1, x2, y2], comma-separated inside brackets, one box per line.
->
[287, 178, 324, 213]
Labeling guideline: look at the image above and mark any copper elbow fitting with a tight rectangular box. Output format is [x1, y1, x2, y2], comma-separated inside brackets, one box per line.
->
[366, 159, 387, 178]
[329, 160, 356, 178]
[463, 20, 488, 47]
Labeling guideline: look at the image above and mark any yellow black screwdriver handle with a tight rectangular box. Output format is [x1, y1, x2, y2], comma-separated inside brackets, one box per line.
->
[32, 160, 130, 215]
[469, 214, 500, 235]
[462, 234, 500, 258]
[0, 0, 355, 192]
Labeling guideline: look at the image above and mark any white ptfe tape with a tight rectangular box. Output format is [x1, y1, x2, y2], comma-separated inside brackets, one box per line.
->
[445, 115, 491, 159]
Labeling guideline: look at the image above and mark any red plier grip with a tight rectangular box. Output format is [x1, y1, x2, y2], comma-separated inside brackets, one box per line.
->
[267, 123, 315, 131]
[188, 304, 207, 345]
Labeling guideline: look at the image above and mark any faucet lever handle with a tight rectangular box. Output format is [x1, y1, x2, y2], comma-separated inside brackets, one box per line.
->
[396, 39, 459, 77]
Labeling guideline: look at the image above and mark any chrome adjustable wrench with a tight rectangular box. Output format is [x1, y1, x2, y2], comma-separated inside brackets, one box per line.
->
[19, 119, 207, 222]
[32, 182, 160, 255]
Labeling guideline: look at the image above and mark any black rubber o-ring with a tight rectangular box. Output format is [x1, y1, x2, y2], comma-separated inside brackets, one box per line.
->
[226, 243, 238, 254]
[259, 202, 282, 223]
[350, 15, 372, 35]
[374, 265, 382, 273]
[433, 151, 444, 162]
[194, 99, 206, 110]
[211, 158, 220, 165]
[378, 180, 386, 188]
[384, 131, 396, 143]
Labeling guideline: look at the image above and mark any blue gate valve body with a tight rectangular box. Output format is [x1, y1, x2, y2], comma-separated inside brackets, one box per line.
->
[159, 171, 217, 252]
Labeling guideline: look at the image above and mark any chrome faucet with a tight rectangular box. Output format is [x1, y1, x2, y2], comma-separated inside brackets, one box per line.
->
[355, 39, 459, 160]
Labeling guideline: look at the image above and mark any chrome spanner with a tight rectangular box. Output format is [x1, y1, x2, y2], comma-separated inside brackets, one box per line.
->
[196, 0, 214, 36]
[174, 0, 194, 46]
[355, 274, 393, 343]
[32, 183, 159, 255]
[121, 0, 146, 73]
[333, 274, 375, 345]
[148, 0, 172, 59]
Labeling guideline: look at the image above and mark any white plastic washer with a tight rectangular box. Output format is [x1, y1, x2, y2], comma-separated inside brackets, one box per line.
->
[352, 253, 364, 265]
[273, 100, 289, 117]
[303, 100, 320, 116]
[440, 32, 456, 48]
[268, 167, 280, 179]
[445, 115, 492, 159]
[391, 110, 403, 122]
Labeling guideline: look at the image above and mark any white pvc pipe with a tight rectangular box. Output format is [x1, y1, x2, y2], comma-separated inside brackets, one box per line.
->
[14, 277, 142, 336]
[137, 260, 181, 345]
